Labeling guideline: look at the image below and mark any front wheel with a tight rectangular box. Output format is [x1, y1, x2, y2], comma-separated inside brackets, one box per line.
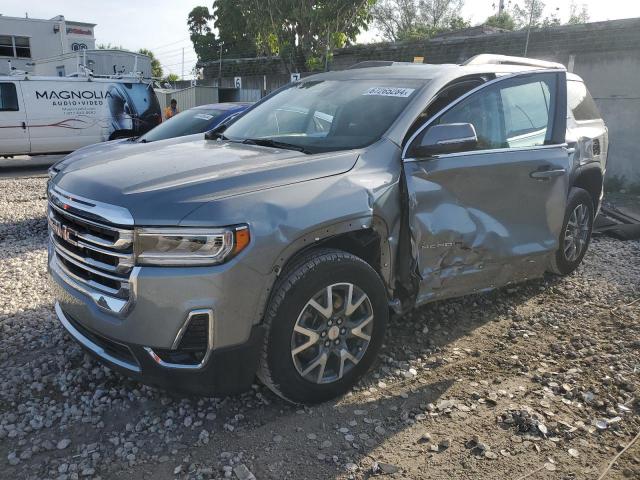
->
[549, 187, 594, 275]
[257, 249, 388, 404]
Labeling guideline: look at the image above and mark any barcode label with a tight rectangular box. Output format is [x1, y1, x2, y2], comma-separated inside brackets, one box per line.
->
[363, 87, 415, 98]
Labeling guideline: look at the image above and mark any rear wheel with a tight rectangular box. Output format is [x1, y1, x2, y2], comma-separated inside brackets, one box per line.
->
[257, 249, 388, 404]
[549, 188, 594, 275]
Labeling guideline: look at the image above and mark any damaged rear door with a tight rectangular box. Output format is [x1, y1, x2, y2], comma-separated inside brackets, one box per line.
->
[403, 71, 570, 304]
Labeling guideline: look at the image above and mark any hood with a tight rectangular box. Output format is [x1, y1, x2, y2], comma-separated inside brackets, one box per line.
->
[52, 139, 359, 225]
[52, 134, 204, 171]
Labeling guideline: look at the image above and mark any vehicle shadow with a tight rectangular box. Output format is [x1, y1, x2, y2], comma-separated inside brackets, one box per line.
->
[0, 215, 48, 258]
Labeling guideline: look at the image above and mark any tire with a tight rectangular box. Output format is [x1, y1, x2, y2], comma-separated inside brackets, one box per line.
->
[257, 248, 388, 404]
[549, 187, 594, 275]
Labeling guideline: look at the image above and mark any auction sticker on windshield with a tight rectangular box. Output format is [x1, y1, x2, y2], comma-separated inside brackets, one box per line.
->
[363, 87, 415, 97]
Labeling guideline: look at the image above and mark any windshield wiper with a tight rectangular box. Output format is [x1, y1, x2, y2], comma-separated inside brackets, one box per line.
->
[242, 138, 309, 154]
[205, 130, 229, 141]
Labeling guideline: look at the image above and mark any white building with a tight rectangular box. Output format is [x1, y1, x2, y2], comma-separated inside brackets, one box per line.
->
[0, 14, 151, 77]
[33, 49, 152, 78]
[0, 14, 96, 73]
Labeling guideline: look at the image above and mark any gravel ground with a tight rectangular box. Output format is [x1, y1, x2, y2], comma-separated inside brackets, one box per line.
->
[1, 176, 639, 480]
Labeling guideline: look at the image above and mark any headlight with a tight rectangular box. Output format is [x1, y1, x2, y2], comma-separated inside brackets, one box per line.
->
[135, 226, 250, 266]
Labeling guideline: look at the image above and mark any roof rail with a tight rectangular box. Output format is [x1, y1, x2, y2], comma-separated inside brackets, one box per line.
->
[462, 54, 565, 70]
[348, 61, 396, 69]
[347, 60, 415, 69]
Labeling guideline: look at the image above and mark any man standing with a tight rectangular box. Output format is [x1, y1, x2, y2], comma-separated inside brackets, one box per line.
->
[164, 99, 179, 120]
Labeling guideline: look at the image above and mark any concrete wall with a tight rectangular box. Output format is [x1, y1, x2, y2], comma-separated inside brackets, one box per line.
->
[569, 51, 640, 185]
[201, 18, 640, 186]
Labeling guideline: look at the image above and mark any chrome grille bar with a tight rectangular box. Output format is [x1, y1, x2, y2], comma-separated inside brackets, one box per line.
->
[48, 185, 135, 313]
[52, 240, 132, 285]
[48, 204, 133, 249]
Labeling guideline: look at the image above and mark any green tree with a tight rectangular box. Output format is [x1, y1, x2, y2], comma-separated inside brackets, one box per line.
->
[447, 15, 470, 31]
[420, 0, 466, 30]
[163, 73, 180, 83]
[187, 6, 220, 63]
[512, 0, 545, 28]
[568, 1, 589, 24]
[213, 0, 257, 58]
[210, 0, 374, 71]
[371, 0, 468, 42]
[138, 48, 163, 78]
[484, 12, 516, 30]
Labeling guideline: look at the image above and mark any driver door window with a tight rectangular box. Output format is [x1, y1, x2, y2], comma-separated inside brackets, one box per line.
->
[418, 74, 556, 154]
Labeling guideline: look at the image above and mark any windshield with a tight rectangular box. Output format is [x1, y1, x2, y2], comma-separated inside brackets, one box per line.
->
[224, 79, 425, 154]
[139, 108, 227, 142]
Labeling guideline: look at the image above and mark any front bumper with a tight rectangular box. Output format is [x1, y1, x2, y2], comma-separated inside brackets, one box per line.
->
[55, 302, 265, 395]
[49, 245, 269, 395]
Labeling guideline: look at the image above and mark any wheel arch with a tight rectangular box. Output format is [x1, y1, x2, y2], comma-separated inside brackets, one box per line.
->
[274, 217, 393, 291]
[253, 217, 395, 326]
[573, 164, 603, 211]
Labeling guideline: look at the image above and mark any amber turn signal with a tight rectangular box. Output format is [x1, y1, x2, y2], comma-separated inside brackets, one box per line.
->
[234, 227, 251, 254]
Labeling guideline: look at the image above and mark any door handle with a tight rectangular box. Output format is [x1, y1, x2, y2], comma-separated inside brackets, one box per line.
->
[21, 121, 26, 130]
[530, 168, 566, 180]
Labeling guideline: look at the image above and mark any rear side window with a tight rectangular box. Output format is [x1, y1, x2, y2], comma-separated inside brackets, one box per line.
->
[0, 83, 19, 111]
[568, 81, 600, 121]
[501, 81, 551, 141]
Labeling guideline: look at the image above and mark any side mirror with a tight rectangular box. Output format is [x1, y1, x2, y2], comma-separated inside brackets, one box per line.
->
[410, 123, 477, 157]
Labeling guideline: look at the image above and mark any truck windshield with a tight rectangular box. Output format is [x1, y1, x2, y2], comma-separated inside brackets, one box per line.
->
[138, 108, 226, 143]
[224, 79, 425, 154]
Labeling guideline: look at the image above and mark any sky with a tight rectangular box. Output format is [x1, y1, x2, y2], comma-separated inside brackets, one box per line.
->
[3, 0, 640, 79]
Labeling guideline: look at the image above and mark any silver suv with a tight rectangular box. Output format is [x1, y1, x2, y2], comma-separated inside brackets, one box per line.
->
[48, 55, 608, 403]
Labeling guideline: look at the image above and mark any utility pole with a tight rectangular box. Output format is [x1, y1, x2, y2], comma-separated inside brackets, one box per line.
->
[181, 47, 185, 80]
[324, 30, 331, 72]
[498, 0, 505, 14]
[218, 42, 223, 81]
[524, 0, 536, 57]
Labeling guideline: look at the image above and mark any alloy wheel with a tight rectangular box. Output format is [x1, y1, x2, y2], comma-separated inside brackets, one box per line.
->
[290, 283, 374, 384]
[564, 203, 590, 262]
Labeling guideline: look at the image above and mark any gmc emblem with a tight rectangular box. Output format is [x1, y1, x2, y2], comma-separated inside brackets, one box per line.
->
[50, 218, 79, 246]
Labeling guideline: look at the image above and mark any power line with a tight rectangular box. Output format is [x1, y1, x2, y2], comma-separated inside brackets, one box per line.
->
[149, 38, 192, 51]
[157, 49, 197, 60]
[155, 48, 193, 57]
[160, 58, 198, 68]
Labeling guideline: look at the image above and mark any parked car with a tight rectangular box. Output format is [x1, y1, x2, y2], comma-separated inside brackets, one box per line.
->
[0, 74, 161, 157]
[47, 55, 607, 404]
[49, 102, 252, 172]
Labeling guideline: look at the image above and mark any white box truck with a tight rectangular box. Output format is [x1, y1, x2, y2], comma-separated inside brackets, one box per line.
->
[0, 74, 161, 156]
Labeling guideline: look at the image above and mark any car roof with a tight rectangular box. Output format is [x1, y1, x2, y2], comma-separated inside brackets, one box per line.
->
[302, 61, 564, 84]
[193, 102, 252, 111]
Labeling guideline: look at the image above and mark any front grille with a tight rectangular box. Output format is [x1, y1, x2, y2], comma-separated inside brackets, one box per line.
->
[48, 189, 134, 303]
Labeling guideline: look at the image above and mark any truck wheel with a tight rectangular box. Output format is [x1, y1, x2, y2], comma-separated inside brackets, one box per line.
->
[257, 249, 388, 404]
[549, 187, 594, 276]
